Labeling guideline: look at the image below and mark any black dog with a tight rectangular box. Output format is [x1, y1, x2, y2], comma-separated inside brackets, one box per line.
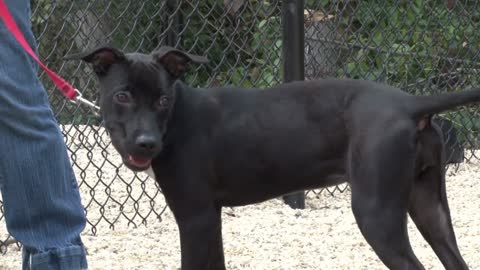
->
[70, 45, 479, 270]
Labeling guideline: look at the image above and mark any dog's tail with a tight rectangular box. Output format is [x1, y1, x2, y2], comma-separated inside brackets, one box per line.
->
[409, 88, 480, 118]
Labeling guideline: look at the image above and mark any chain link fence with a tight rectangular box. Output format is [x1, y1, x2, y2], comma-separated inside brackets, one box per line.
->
[1, 0, 480, 254]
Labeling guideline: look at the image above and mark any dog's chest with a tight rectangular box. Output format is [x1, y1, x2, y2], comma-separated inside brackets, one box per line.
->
[145, 166, 155, 179]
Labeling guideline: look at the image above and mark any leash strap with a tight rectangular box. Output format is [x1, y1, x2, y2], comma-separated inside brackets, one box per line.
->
[0, 0, 77, 99]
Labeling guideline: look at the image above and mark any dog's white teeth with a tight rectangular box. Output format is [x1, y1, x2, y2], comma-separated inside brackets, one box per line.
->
[127, 155, 152, 167]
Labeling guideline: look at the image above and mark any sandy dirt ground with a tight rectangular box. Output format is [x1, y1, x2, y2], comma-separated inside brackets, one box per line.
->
[1, 125, 479, 270]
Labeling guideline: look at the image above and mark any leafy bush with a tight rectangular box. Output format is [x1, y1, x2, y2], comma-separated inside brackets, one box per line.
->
[307, 0, 480, 146]
[30, 0, 480, 146]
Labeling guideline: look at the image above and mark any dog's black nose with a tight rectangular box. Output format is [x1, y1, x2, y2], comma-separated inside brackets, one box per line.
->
[135, 134, 157, 151]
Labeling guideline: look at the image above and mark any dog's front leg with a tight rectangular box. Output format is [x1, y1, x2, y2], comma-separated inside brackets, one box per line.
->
[158, 170, 225, 270]
[175, 204, 225, 270]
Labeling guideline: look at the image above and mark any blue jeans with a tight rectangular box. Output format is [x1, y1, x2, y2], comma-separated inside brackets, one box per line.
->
[0, 1, 88, 269]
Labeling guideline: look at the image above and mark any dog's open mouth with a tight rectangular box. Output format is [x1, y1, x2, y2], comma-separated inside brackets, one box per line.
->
[125, 155, 152, 170]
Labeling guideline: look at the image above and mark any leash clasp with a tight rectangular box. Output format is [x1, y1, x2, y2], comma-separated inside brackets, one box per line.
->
[71, 89, 101, 116]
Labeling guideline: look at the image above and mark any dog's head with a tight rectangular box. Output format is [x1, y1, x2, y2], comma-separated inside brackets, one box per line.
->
[69, 45, 208, 171]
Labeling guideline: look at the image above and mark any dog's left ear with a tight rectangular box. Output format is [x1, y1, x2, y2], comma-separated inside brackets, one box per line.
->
[152, 46, 209, 78]
[64, 45, 125, 76]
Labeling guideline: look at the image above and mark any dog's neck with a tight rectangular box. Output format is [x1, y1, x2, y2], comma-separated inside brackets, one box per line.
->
[162, 80, 205, 149]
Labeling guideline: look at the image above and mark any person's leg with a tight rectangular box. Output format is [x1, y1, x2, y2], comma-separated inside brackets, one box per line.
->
[0, 1, 88, 269]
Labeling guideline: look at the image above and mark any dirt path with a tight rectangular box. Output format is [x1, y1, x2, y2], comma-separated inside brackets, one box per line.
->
[1, 126, 479, 269]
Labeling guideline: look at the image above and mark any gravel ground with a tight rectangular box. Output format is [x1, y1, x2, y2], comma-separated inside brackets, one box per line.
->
[1, 125, 479, 270]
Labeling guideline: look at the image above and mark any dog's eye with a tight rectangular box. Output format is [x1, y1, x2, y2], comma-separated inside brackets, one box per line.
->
[157, 96, 169, 109]
[114, 92, 132, 104]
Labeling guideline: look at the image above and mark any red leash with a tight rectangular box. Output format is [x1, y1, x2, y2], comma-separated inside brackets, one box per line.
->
[0, 0, 77, 99]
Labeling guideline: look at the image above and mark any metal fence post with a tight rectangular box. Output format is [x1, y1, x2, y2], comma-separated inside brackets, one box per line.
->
[281, 0, 306, 209]
[166, 0, 182, 48]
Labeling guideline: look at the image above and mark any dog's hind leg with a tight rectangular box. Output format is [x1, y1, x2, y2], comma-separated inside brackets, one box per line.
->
[408, 168, 469, 270]
[349, 120, 425, 270]
[208, 206, 226, 270]
[408, 128, 469, 270]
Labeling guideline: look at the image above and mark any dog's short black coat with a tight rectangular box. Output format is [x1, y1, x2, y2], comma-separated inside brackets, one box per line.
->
[68, 45, 478, 270]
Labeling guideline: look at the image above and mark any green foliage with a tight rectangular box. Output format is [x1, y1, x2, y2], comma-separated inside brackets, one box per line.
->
[309, 0, 480, 146]
[307, 0, 480, 84]
[442, 110, 480, 147]
[30, 0, 284, 125]
[30, 0, 480, 144]
[178, 0, 283, 88]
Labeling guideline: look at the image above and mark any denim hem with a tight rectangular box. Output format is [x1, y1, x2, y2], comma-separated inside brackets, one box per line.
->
[27, 245, 88, 270]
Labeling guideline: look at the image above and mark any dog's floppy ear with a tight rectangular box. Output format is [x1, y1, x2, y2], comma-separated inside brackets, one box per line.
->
[152, 46, 209, 78]
[64, 45, 125, 75]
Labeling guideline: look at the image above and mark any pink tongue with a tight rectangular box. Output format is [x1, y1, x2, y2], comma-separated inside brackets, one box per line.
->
[128, 155, 151, 167]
